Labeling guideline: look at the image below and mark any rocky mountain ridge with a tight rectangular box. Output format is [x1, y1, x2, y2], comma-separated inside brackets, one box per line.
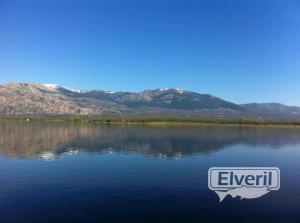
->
[0, 82, 299, 121]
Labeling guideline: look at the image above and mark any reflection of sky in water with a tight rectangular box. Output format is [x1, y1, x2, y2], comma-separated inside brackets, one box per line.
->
[0, 123, 300, 222]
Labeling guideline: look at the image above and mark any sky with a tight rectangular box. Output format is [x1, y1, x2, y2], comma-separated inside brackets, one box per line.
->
[0, 0, 300, 105]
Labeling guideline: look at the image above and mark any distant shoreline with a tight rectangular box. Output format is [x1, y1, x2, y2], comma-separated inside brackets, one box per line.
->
[1, 115, 300, 128]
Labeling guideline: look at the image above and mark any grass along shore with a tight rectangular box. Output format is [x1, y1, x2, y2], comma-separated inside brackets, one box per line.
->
[0, 115, 300, 128]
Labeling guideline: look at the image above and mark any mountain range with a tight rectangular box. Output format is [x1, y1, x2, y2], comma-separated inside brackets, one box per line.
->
[0, 82, 299, 121]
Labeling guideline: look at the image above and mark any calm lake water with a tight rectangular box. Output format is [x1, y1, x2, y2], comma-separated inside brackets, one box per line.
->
[0, 123, 300, 223]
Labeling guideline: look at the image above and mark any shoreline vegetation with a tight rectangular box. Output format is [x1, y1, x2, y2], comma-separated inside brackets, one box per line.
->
[0, 115, 300, 128]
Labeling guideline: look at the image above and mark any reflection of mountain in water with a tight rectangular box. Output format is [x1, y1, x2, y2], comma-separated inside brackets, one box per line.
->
[0, 123, 300, 159]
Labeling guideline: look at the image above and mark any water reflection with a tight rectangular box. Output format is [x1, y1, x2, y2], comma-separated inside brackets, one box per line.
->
[1, 122, 300, 223]
[1, 122, 300, 159]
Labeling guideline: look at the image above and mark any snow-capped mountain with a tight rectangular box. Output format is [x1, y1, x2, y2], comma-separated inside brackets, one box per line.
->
[0, 82, 299, 121]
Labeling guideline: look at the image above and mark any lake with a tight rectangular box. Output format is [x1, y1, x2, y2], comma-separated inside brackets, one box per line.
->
[0, 122, 300, 223]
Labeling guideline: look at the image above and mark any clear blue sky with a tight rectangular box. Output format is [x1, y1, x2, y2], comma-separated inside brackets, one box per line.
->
[0, 0, 299, 105]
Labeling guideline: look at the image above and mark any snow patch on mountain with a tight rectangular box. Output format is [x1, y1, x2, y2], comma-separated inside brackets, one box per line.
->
[43, 84, 86, 93]
[174, 88, 184, 94]
[159, 88, 184, 94]
[43, 84, 59, 89]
